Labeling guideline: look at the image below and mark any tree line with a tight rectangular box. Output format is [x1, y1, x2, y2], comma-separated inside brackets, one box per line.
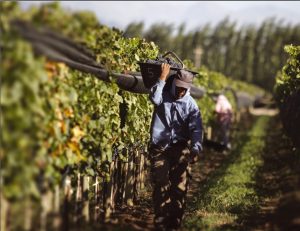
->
[124, 17, 300, 91]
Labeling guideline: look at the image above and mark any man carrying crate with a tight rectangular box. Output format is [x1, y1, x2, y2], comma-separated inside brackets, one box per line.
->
[148, 63, 203, 230]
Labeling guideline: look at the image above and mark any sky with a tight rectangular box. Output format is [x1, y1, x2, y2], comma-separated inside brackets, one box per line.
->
[20, 1, 300, 32]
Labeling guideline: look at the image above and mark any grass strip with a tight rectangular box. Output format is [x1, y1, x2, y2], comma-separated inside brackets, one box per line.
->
[184, 116, 270, 231]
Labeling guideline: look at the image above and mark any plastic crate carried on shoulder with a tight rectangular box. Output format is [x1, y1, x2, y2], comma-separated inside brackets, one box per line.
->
[138, 51, 198, 89]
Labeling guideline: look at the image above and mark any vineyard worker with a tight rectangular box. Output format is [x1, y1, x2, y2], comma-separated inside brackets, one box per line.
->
[148, 63, 203, 230]
[215, 94, 233, 150]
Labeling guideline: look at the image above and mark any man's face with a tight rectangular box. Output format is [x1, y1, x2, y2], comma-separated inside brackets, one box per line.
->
[175, 86, 187, 99]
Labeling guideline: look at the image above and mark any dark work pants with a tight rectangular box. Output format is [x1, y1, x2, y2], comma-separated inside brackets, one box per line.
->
[219, 120, 231, 146]
[149, 143, 190, 230]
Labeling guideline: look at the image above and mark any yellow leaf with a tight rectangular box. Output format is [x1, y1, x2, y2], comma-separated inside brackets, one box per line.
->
[71, 126, 85, 142]
[82, 114, 90, 124]
[51, 144, 63, 157]
[67, 141, 86, 161]
[63, 107, 74, 118]
[61, 121, 67, 134]
[45, 61, 56, 71]
[55, 108, 63, 120]
[57, 62, 66, 69]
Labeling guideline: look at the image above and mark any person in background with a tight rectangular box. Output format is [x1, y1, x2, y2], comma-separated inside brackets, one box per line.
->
[148, 63, 203, 230]
[215, 94, 233, 150]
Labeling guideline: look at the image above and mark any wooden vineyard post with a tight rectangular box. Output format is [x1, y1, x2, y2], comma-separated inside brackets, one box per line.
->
[24, 199, 32, 231]
[139, 151, 145, 190]
[112, 157, 119, 209]
[62, 175, 72, 231]
[115, 158, 124, 206]
[82, 176, 90, 222]
[94, 176, 100, 222]
[124, 152, 134, 206]
[120, 159, 126, 205]
[103, 161, 115, 220]
[109, 160, 115, 215]
[0, 195, 8, 231]
[133, 150, 139, 202]
[53, 185, 61, 230]
[75, 173, 82, 224]
[122, 160, 129, 205]
[74, 174, 90, 224]
[236, 111, 241, 123]
[102, 178, 106, 221]
[207, 126, 212, 140]
[135, 150, 141, 192]
[40, 190, 53, 231]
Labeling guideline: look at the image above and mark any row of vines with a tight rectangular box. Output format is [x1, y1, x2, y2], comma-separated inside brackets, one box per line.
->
[274, 45, 300, 149]
[1, 2, 265, 230]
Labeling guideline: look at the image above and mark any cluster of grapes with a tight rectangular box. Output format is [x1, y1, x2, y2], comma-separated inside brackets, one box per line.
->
[145, 55, 183, 69]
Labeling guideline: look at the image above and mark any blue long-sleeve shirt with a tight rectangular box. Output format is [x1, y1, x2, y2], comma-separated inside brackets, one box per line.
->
[149, 79, 203, 154]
